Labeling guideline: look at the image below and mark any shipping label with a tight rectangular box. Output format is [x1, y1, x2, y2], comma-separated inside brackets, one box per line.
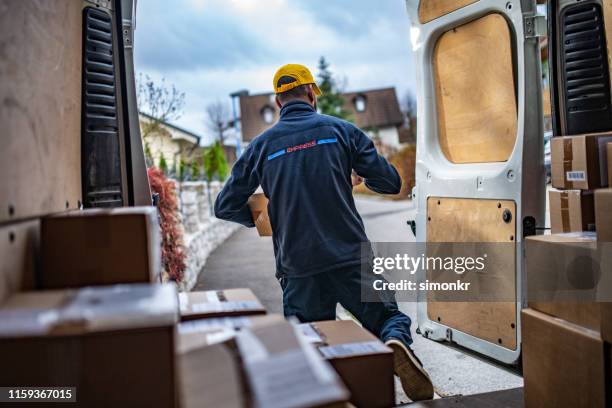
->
[566, 171, 586, 181]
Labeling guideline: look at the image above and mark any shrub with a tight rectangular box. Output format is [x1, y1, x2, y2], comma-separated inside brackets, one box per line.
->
[144, 142, 154, 168]
[178, 159, 187, 181]
[159, 153, 168, 175]
[203, 141, 228, 182]
[353, 144, 415, 200]
[147, 167, 186, 282]
[191, 159, 201, 180]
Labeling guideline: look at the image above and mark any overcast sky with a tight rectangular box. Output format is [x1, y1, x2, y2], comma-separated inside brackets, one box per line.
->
[134, 0, 416, 142]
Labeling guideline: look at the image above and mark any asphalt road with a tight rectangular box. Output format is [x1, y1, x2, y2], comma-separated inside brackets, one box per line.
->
[194, 196, 523, 403]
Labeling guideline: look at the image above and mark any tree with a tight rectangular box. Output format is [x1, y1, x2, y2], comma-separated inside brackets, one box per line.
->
[203, 141, 228, 183]
[144, 142, 154, 167]
[137, 73, 185, 140]
[203, 141, 229, 214]
[190, 159, 201, 181]
[178, 159, 187, 182]
[158, 153, 168, 175]
[316, 57, 353, 121]
[205, 100, 232, 146]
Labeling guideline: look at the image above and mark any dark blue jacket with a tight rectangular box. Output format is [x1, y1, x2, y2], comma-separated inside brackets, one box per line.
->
[214, 100, 401, 278]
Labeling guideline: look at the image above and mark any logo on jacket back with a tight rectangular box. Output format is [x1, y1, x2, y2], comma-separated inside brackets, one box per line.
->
[287, 140, 316, 153]
[267, 138, 337, 161]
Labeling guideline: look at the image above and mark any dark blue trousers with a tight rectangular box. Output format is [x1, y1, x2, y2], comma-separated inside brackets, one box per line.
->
[280, 265, 413, 347]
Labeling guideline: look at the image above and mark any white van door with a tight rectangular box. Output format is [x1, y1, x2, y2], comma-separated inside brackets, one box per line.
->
[405, 0, 545, 364]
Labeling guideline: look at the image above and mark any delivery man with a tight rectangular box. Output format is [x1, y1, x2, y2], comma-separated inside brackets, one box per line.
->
[215, 64, 433, 401]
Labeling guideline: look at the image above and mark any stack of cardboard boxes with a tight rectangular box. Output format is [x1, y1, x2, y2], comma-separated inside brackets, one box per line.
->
[0, 284, 180, 407]
[523, 136, 612, 407]
[176, 313, 351, 408]
[176, 296, 395, 407]
[0, 208, 180, 406]
[548, 133, 612, 234]
[0, 206, 397, 407]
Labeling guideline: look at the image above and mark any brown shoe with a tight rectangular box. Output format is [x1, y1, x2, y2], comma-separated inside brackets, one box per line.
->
[385, 339, 434, 401]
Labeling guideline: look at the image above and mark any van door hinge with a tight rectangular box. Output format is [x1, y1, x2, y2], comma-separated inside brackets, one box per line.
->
[122, 20, 134, 49]
[84, 0, 112, 10]
[523, 14, 546, 38]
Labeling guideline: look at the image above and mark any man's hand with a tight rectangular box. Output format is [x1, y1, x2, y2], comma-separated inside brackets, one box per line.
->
[351, 170, 364, 187]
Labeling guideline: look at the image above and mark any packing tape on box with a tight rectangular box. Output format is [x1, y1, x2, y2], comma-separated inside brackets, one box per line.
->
[0, 309, 61, 336]
[178, 292, 188, 311]
[209, 291, 222, 303]
[178, 317, 253, 334]
[563, 138, 574, 189]
[191, 300, 263, 314]
[298, 323, 324, 344]
[60, 284, 178, 331]
[560, 191, 570, 233]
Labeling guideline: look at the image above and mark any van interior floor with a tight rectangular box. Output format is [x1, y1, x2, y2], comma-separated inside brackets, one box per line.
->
[401, 387, 523, 407]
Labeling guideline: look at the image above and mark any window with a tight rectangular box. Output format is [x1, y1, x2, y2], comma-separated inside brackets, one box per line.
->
[261, 106, 275, 124]
[354, 95, 366, 112]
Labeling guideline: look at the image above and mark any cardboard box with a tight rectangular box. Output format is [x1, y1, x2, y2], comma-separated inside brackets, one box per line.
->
[41, 207, 161, 289]
[177, 340, 245, 408]
[237, 319, 349, 408]
[178, 288, 266, 321]
[0, 283, 179, 408]
[299, 320, 394, 408]
[177, 316, 349, 408]
[528, 301, 601, 332]
[525, 232, 606, 330]
[603, 303, 612, 343]
[248, 193, 272, 236]
[595, 188, 612, 242]
[522, 308, 606, 408]
[607, 143, 612, 187]
[551, 133, 612, 190]
[176, 314, 285, 353]
[549, 189, 595, 233]
[176, 318, 250, 408]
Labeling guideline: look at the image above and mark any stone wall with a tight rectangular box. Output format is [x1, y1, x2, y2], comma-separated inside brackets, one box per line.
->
[176, 181, 240, 291]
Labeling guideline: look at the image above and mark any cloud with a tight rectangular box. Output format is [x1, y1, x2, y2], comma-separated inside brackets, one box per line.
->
[135, 0, 276, 71]
[293, 0, 409, 39]
[133, 0, 416, 138]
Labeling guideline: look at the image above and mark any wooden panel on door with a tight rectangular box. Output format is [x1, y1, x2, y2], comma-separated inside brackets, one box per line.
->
[418, 0, 479, 24]
[426, 197, 517, 350]
[433, 13, 517, 163]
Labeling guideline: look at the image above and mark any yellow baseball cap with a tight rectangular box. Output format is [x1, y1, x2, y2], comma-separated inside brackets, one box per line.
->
[273, 64, 322, 96]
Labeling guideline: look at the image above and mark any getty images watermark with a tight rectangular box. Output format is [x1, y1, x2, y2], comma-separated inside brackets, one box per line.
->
[359, 242, 502, 302]
[361, 241, 612, 303]
[370, 252, 487, 292]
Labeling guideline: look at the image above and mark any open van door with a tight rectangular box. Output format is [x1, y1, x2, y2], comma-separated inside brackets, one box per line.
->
[406, 0, 546, 364]
[81, 0, 151, 208]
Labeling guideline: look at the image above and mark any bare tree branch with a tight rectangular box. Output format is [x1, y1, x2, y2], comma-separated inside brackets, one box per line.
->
[205, 100, 231, 145]
[137, 73, 186, 139]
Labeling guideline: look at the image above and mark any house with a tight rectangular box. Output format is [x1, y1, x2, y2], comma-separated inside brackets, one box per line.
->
[139, 113, 237, 173]
[235, 87, 410, 148]
[139, 112, 202, 170]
